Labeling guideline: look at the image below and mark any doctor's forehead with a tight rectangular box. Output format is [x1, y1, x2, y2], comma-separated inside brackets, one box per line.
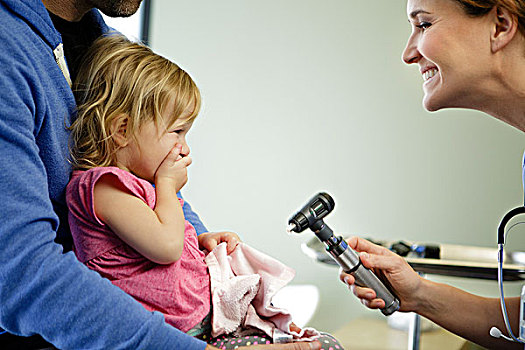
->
[406, 0, 433, 18]
[406, 0, 462, 19]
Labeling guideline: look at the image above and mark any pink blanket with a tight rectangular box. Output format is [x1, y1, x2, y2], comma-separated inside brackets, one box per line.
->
[205, 242, 320, 342]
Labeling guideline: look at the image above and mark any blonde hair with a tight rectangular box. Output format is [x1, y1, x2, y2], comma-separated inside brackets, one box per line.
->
[70, 34, 201, 170]
[455, 0, 525, 36]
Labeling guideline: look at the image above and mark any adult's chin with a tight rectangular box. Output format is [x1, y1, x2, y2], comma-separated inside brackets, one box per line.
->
[422, 94, 442, 112]
[93, 0, 143, 18]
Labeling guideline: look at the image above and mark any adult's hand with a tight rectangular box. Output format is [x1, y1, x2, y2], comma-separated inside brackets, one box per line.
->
[206, 340, 322, 350]
[339, 236, 424, 312]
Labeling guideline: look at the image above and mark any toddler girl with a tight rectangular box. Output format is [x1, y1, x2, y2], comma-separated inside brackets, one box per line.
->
[66, 34, 342, 349]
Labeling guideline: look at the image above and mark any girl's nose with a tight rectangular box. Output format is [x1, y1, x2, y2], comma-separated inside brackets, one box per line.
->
[180, 140, 190, 157]
[402, 34, 421, 65]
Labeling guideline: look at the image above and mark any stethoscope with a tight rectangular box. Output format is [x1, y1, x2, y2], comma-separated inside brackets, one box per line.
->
[490, 206, 525, 344]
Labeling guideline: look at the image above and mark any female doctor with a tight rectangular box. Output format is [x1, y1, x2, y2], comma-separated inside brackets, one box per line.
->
[340, 1, 525, 349]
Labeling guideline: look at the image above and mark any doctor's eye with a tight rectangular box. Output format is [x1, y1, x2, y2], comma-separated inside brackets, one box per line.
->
[416, 22, 431, 30]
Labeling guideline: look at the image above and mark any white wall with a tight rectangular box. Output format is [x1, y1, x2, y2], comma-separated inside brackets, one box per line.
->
[149, 0, 525, 332]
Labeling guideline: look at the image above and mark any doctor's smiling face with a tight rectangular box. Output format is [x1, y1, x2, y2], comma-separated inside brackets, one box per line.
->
[402, 0, 495, 112]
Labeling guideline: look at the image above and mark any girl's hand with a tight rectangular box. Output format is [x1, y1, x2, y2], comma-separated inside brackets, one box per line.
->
[198, 231, 241, 254]
[289, 323, 301, 333]
[339, 236, 424, 313]
[155, 144, 192, 192]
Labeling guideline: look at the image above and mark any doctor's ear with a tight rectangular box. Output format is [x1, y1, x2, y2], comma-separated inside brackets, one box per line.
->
[110, 114, 130, 147]
[490, 6, 520, 53]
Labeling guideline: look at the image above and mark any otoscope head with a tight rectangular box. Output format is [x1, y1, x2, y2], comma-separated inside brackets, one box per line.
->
[288, 192, 335, 233]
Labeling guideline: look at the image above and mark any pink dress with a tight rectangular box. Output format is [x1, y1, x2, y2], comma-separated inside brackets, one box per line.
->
[66, 166, 210, 332]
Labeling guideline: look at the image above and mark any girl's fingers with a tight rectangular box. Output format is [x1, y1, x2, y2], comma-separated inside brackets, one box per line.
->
[205, 239, 218, 252]
[178, 155, 192, 167]
[226, 238, 239, 254]
[289, 322, 301, 333]
[160, 145, 182, 166]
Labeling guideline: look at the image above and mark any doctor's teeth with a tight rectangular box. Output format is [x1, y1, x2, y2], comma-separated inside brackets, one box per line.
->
[423, 68, 438, 81]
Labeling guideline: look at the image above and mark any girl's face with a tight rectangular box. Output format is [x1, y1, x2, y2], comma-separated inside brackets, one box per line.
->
[403, 0, 494, 111]
[123, 102, 194, 183]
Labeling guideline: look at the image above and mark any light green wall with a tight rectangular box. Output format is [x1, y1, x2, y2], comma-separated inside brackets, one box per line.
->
[149, 0, 525, 332]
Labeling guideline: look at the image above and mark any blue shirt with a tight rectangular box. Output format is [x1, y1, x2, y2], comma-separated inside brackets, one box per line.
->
[0, 0, 207, 348]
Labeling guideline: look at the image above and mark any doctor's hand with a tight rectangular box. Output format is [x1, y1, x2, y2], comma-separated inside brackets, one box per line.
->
[339, 236, 425, 313]
[198, 231, 240, 254]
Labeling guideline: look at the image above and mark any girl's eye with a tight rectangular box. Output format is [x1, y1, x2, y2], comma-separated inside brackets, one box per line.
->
[416, 22, 431, 30]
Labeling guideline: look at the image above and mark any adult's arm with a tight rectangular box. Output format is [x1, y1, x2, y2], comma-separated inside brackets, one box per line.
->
[0, 12, 205, 350]
[339, 236, 521, 350]
[415, 278, 520, 349]
[179, 191, 209, 235]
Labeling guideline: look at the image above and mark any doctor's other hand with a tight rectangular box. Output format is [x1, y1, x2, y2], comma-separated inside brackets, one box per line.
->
[198, 231, 240, 254]
[339, 236, 424, 313]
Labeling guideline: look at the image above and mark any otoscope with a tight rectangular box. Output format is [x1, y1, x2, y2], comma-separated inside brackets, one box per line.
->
[287, 192, 400, 316]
